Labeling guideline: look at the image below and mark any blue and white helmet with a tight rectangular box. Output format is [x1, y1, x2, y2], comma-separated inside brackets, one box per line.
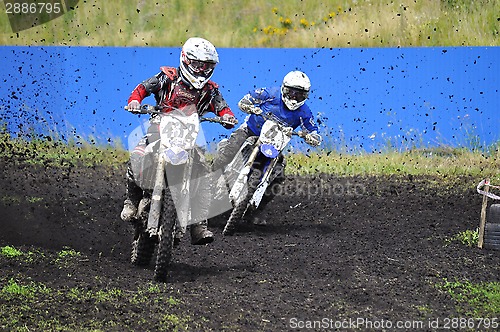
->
[179, 37, 219, 89]
[281, 71, 311, 110]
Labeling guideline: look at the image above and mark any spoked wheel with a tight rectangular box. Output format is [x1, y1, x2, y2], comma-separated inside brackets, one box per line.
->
[154, 190, 177, 282]
[223, 168, 261, 236]
[131, 224, 156, 267]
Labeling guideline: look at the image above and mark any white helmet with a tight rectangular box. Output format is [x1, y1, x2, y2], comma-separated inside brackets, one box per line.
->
[281, 71, 311, 110]
[179, 37, 219, 89]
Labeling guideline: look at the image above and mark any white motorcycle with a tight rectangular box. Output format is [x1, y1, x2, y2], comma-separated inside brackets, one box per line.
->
[215, 112, 309, 236]
[125, 104, 232, 281]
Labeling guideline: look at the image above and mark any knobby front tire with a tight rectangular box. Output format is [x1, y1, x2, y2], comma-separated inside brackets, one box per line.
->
[223, 168, 261, 236]
[154, 189, 177, 282]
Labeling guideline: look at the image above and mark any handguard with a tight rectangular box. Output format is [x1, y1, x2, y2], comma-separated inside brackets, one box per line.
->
[238, 97, 262, 115]
[305, 132, 322, 146]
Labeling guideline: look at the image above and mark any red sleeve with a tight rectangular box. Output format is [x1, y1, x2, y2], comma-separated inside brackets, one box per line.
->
[127, 84, 148, 104]
[204, 81, 235, 128]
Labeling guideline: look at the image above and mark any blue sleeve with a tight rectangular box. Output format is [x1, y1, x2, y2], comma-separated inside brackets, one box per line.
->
[249, 87, 274, 105]
[300, 105, 319, 133]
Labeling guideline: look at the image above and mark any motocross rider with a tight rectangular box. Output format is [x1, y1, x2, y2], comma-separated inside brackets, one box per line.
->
[211, 70, 322, 228]
[121, 37, 237, 245]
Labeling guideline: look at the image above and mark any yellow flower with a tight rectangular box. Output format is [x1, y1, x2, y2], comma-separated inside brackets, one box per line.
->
[278, 28, 288, 36]
[272, 7, 278, 14]
[329, 12, 336, 18]
[281, 17, 292, 28]
[300, 18, 309, 28]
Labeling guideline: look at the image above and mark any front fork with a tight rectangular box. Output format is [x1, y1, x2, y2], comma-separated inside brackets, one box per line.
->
[249, 157, 278, 208]
[175, 156, 193, 231]
[146, 154, 166, 237]
[146, 151, 195, 238]
[228, 141, 277, 209]
[229, 141, 261, 204]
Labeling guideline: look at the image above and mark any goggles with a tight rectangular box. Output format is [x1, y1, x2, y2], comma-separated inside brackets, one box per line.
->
[186, 58, 216, 74]
[283, 86, 309, 102]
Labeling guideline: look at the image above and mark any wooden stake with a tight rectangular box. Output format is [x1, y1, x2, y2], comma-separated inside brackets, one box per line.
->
[478, 178, 490, 249]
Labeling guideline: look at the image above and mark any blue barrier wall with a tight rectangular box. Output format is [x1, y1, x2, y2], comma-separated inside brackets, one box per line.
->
[1, 46, 498, 152]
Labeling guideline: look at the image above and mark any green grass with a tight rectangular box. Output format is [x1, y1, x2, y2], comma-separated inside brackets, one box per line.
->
[1, 278, 50, 300]
[54, 247, 81, 268]
[446, 229, 480, 247]
[285, 147, 500, 181]
[0, 246, 24, 259]
[0, 246, 40, 263]
[1, 132, 499, 182]
[438, 278, 500, 317]
[0, 280, 194, 331]
[0, 249, 196, 332]
[0, 133, 129, 167]
[57, 247, 81, 260]
[0, 0, 498, 47]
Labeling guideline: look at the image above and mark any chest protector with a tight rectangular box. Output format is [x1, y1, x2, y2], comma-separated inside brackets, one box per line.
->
[157, 66, 216, 116]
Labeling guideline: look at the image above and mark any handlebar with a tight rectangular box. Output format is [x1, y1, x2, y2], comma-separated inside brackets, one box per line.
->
[253, 110, 306, 138]
[124, 104, 162, 115]
[124, 104, 238, 126]
[293, 130, 306, 138]
[201, 116, 235, 125]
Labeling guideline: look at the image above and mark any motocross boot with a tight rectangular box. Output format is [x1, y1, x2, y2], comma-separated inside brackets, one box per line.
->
[121, 170, 142, 223]
[120, 199, 138, 223]
[190, 222, 214, 245]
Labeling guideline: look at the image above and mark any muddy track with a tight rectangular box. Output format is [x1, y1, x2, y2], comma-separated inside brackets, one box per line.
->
[1, 159, 499, 331]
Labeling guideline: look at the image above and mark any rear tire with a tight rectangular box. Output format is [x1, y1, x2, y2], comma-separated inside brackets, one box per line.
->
[154, 189, 177, 282]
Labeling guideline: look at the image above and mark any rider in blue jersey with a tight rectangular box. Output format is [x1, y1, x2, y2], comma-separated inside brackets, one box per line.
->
[212, 70, 322, 226]
[245, 86, 319, 136]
